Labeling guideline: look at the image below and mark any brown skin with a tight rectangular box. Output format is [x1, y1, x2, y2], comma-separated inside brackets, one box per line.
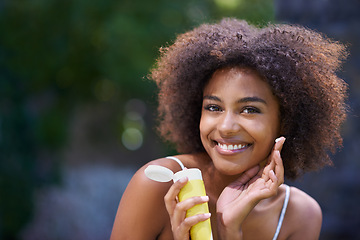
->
[110, 152, 321, 240]
[110, 68, 322, 240]
[199, 67, 280, 176]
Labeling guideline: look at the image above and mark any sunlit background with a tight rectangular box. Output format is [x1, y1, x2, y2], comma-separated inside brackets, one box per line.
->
[1, 0, 359, 239]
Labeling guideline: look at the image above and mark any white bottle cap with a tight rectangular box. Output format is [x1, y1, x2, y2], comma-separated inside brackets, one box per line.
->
[173, 168, 202, 182]
[144, 165, 174, 182]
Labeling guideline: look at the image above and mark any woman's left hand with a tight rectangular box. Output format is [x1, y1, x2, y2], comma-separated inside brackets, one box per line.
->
[216, 137, 286, 238]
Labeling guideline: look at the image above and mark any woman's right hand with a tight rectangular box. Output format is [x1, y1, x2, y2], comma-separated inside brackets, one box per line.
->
[164, 177, 211, 240]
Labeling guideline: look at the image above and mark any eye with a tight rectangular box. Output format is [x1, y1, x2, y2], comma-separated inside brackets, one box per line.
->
[242, 107, 260, 114]
[204, 104, 222, 112]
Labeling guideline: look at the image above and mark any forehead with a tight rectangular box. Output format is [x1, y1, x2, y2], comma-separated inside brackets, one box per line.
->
[204, 66, 274, 96]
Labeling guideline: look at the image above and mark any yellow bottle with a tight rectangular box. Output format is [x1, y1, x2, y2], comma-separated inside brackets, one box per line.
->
[173, 168, 213, 240]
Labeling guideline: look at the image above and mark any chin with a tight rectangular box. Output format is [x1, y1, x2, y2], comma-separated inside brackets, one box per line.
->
[213, 161, 250, 176]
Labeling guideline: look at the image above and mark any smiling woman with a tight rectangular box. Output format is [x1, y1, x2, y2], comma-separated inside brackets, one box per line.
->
[151, 19, 347, 180]
[199, 66, 280, 176]
[110, 18, 348, 240]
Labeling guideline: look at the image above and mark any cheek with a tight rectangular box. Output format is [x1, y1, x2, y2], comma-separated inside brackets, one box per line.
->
[254, 121, 279, 139]
[249, 117, 280, 146]
[199, 116, 208, 137]
[199, 114, 214, 140]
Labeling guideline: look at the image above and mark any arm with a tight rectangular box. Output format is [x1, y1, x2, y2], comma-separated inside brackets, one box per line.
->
[110, 164, 172, 240]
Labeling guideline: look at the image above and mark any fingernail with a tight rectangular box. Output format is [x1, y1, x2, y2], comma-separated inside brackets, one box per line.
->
[179, 177, 187, 183]
[201, 196, 209, 201]
[204, 213, 211, 218]
[275, 137, 286, 143]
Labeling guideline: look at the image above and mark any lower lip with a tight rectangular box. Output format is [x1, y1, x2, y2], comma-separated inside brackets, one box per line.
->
[215, 144, 250, 155]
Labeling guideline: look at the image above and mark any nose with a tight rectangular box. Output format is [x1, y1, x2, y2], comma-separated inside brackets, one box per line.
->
[218, 111, 241, 136]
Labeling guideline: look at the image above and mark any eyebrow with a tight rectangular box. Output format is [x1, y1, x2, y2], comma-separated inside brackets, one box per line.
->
[203, 95, 267, 104]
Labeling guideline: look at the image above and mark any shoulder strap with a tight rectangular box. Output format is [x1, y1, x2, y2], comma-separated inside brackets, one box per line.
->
[166, 156, 185, 170]
[272, 185, 290, 240]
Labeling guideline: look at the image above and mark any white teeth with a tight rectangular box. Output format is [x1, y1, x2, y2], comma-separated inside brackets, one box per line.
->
[217, 142, 247, 150]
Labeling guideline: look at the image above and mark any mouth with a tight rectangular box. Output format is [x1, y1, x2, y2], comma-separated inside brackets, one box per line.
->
[213, 140, 252, 153]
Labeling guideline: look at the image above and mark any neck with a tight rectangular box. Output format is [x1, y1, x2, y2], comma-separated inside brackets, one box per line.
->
[198, 158, 243, 200]
[200, 153, 264, 200]
[209, 167, 243, 198]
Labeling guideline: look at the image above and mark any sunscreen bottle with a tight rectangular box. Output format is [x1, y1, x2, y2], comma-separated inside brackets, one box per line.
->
[144, 165, 213, 240]
[173, 168, 213, 240]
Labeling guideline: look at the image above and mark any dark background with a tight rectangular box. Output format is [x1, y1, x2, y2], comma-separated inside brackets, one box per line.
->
[0, 0, 359, 239]
[277, 0, 360, 239]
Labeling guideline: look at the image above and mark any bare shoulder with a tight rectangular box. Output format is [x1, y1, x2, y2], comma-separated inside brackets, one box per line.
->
[284, 186, 322, 240]
[110, 157, 181, 240]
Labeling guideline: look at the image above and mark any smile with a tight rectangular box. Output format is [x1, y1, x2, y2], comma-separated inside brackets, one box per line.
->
[213, 140, 252, 153]
[217, 142, 249, 150]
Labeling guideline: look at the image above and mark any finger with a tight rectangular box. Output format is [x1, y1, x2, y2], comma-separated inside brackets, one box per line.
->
[164, 177, 188, 216]
[231, 164, 260, 187]
[263, 137, 286, 181]
[176, 196, 209, 212]
[266, 151, 284, 187]
[174, 212, 211, 239]
[267, 170, 279, 193]
[173, 196, 209, 226]
[274, 136, 286, 152]
[262, 151, 284, 197]
[181, 213, 211, 230]
[262, 153, 276, 182]
[269, 169, 277, 181]
[267, 136, 286, 166]
[273, 150, 284, 185]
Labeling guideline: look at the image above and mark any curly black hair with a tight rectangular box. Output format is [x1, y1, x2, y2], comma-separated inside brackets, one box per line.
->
[150, 18, 348, 180]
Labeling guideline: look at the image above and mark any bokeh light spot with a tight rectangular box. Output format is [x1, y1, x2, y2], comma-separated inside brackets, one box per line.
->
[214, 0, 242, 10]
[121, 128, 143, 151]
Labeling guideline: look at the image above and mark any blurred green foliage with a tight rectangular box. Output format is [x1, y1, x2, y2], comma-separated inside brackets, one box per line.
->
[0, 0, 274, 238]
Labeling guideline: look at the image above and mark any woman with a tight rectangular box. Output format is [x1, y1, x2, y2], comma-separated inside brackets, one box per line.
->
[110, 18, 348, 239]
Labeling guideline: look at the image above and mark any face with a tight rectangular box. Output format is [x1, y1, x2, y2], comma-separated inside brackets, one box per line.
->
[200, 67, 280, 175]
